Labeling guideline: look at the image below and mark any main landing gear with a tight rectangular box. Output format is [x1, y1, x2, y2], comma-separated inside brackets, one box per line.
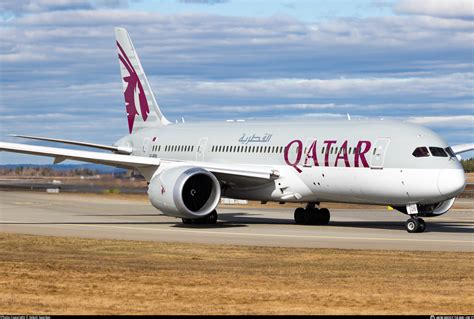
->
[182, 210, 218, 225]
[294, 203, 330, 225]
[405, 217, 426, 233]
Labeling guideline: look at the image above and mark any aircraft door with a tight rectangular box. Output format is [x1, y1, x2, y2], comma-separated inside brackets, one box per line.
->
[370, 138, 390, 169]
[196, 137, 208, 161]
[142, 138, 151, 156]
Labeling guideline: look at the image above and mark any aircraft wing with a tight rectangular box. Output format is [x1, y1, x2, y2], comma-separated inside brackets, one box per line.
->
[0, 142, 158, 169]
[451, 143, 474, 155]
[10, 134, 132, 154]
[0, 142, 277, 182]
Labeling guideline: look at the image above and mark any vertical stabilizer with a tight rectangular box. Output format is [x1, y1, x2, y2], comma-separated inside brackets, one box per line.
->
[115, 27, 170, 133]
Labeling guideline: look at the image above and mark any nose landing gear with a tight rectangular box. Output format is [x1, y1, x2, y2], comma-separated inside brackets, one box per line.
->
[294, 202, 330, 225]
[404, 203, 426, 233]
[406, 217, 426, 233]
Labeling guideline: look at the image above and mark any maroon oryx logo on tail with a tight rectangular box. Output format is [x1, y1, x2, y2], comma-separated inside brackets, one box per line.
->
[117, 41, 149, 133]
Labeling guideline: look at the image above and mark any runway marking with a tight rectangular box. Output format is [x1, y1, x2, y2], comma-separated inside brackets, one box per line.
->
[432, 217, 473, 222]
[7, 222, 472, 244]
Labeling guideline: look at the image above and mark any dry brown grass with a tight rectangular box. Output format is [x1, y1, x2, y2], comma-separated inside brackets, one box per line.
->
[466, 172, 474, 183]
[0, 233, 472, 315]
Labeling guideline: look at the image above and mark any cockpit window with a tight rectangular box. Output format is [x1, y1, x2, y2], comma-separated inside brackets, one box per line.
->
[429, 147, 448, 157]
[412, 147, 429, 157]
[445, 147, 455, 157]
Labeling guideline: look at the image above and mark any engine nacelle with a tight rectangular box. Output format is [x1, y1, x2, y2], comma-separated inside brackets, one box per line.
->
[394, 197, 456, 217]
[148, 165, 221, 218]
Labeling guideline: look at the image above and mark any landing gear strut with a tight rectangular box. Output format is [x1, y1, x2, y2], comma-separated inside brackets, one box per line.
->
[294, 203, 330, 225]
[182, 210, 218, 225]
[405, 217, 426, 233]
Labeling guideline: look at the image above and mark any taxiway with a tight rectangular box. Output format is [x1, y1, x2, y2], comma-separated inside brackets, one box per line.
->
[0, 191, 472, 251]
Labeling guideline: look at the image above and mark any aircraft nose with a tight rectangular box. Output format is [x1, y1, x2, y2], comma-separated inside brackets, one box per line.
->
[438, 169, 466, 197]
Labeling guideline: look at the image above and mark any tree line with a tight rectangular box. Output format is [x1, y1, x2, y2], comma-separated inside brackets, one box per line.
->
[461, 158, 474, 173]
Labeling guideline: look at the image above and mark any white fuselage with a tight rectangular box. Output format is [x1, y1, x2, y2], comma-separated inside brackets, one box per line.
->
[116, 119, 465, 207]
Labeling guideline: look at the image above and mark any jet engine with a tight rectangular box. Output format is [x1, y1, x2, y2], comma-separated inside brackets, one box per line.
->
[393, 197, 455, 217]
[148, 165, 221, 218]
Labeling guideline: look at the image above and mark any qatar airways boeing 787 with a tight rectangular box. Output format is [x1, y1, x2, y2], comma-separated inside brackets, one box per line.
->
[1, 28, 472, 233]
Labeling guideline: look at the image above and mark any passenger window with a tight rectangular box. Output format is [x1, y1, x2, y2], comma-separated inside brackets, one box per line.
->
[412, 147, 429, 157]
[430, 147, 448, 157]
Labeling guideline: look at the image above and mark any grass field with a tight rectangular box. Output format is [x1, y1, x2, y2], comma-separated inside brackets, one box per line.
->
[0, 232, 472, 315]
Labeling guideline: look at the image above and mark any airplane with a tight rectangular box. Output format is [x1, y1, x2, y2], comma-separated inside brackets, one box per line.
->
[1, 27, 473, 233]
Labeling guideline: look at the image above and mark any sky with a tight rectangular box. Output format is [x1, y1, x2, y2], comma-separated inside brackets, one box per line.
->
[0, 0, 473, 164]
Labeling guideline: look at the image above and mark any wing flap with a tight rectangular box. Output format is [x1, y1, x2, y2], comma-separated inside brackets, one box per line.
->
[189, 161, 279, 181]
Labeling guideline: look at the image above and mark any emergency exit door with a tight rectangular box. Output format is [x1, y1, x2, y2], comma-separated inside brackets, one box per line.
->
[370, 138, 390, 169]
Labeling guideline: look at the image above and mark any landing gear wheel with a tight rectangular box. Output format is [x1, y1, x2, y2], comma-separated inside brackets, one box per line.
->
[294, 205, 331, 226]
[206, 210, 218, 224]
[319, 208, 330, 225]
[304, 208, 320, 225]
[294, 208, 305, 224]
[406, 217, 425, 233]
[406, 218, 418, 233]
[182, 211, 218, 225]
[418, 218, 426, 232]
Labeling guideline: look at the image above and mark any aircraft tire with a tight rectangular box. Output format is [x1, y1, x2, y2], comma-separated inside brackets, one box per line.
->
[418, 218, 426, 232]
[319, 208, 330, 225]
[182, 218, 193, 224]
[406, 218, 424, 233]
[206, 210, 218, 224]
[294, 208, 305, 224]
[304, 208, 320, 225]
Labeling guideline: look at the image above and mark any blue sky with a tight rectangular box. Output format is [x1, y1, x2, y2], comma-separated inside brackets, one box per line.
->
[0, 0, 473, 164]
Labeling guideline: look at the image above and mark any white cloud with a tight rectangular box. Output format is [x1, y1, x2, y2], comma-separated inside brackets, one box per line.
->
[0, 113, 74, 121]
[395, 0, 474, 20]
[1, 5, 473, 164]
[151, 73, 473, 100]
[408, 115, 474, 126]
[1, 0, 93, 15]
[179, 0, 229, 4]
